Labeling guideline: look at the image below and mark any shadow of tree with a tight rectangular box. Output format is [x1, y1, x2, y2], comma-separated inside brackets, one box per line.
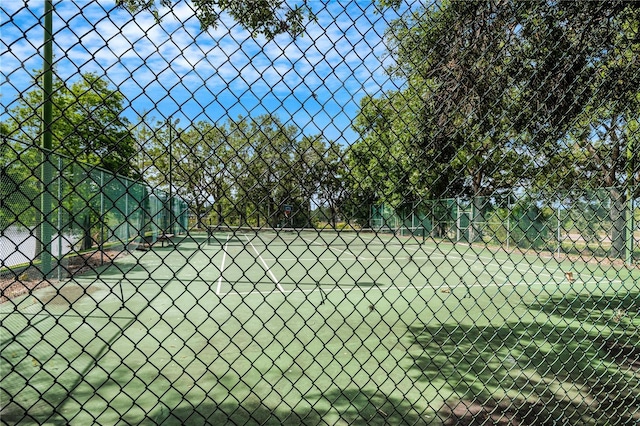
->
[4, 233, 637, 425]
[151, 385, 431, 426]
[145, 397, 325, 426]
[407, 289, 640, 425]
[308, 386, 430, 425]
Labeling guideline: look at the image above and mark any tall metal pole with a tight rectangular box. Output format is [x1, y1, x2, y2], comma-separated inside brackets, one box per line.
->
[57, 156, 62, 280]
[169, 118, 180, 235]
[168, 119, 173, 235]
[557, 205, 561, 258]
[40, 0, 54, 278]
[626, 134, 635, 266]
[100, 170, 104, 264]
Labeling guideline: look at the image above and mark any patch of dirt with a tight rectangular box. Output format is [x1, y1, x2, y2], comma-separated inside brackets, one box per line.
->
[0, 250, 122, 304]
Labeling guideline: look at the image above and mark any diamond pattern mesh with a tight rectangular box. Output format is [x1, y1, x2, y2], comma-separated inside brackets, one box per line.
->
[1, 1, 639, 424]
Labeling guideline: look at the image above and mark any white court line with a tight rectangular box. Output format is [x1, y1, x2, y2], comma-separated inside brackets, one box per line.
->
[300, 236, 357, 257]
[235, 240, 625, 287]
[452, 250, 626, 284]
[327, 243, 421, 261]
[215, 278, 549, 298]
[245, 235, 614, 283]
[216, 234, 231, 295]
[400, 246, 569, 281]
[281, 249, 623, 285]
[246, 236, 286, 293]
[215, 274, 625, 299]
[260, 256, 422, 263]
[261, 253, 427, 263]
[265, 249, 567, 283]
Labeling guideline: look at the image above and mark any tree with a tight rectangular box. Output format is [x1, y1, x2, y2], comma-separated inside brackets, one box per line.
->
[144, 114, 327, 229]
[167, 121, 234, 230]
[513, 1, 640, 258]
[6, 72, 137, 177]
[383, 1, 536, 240]
[348, 81, 470, 231]
[311, 139, 346, 227]
[350, 88, 445, 201]
[238, 115, 300, 227]
[4, 72, 137, 249]
[117, 0, 314, 39]
[374, 0, 639, 253]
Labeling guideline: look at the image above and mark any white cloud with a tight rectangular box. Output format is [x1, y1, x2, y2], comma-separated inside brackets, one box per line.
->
[1, 0, 400, 144]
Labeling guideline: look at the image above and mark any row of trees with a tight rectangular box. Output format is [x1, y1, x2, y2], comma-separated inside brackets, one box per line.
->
[350, 0, 640, 257]
[2, 1, 638, 259]
[135, 115, 347, 229]
[1, 71, 354, 234]
[0, 77, 349, 234]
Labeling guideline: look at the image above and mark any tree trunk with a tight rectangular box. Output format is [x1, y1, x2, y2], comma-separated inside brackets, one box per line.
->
[82, 213, 92, 250]
[609, 187, 626, 259]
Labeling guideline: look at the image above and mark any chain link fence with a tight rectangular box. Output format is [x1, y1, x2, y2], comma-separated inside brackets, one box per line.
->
[2, 1, 639, 424]
[1, 138, 189, 278]
[371, 190, 640, 258]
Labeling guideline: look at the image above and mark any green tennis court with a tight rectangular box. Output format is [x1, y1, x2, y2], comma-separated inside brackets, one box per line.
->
[204, 227, 628, 297]
[2, 231, 638, 424]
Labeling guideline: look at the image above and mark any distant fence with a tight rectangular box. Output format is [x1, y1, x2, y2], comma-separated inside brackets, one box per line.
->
[371, 189, 639, 263]
[0, 139, 188, 277]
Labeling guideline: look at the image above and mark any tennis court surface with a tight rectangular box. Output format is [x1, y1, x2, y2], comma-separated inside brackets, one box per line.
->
[3, 1, 640, 423]
[2, 230, 638, 424]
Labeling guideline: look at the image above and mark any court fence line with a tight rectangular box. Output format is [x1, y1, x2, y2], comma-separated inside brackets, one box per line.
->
[0, 138, 189, 278]
[371, 190, 639, 264]
[1, 1, 639, 425]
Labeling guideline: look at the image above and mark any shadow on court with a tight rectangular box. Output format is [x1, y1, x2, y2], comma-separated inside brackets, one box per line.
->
[409, 289, 640, 425]
[2, 233, 638, 424]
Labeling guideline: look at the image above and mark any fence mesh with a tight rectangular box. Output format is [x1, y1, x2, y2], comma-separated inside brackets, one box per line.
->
[372, 191, 640, 256]
[1, 1, 639, 424]
[1, 139, 188, 280]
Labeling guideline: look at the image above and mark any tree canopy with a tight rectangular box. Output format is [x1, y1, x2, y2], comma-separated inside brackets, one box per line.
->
[5, 72, 137, 177]
[348, 0, 639, 253]
[140, 115, 344, 228]
[117, 0, 314, 39]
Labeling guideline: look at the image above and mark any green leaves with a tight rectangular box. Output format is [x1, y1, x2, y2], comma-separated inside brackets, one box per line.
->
[358, 1, 640, 200]
[117, 0, 315, 39]
[5, 72, 136, 177]
[141, 115, 342, 228]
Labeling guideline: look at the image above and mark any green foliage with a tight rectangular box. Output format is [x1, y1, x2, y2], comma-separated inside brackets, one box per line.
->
[353, 1, 639, 258]
[353, 2, 535, 206]
[5, 72, 136, 177]
[348, 87, 452, 210]
[117, 0, 314, 39]
[141, 115, 342, 228]
[0, 142, 40, 230]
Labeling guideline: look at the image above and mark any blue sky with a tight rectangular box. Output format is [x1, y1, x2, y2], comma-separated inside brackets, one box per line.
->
[1, 1, 407, 145]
